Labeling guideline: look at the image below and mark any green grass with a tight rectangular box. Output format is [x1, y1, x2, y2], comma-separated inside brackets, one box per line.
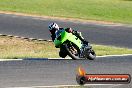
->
[0, 36, 132, 59]
[0, 0, 132, 24]
[93, 44, 132, 56]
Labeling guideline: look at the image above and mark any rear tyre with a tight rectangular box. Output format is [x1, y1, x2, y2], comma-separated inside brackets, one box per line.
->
[87, 50, 96, 60]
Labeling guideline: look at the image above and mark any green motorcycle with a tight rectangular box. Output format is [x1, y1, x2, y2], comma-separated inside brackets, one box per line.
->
[54, 29, 96, 60]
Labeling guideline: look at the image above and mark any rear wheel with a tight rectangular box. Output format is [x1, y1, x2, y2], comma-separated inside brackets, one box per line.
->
[87, 49, 96, 60]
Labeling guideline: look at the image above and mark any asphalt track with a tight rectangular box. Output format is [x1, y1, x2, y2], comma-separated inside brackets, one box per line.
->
[0, 13, 132, 48]
[0, 13, 132, 88]
[0, 56, 132, 88]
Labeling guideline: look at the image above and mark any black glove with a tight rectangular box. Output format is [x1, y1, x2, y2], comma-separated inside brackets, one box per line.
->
[83, 40, 89, 45]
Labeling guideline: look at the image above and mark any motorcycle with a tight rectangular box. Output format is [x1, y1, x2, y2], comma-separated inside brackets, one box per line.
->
[54, 29, 96, 60]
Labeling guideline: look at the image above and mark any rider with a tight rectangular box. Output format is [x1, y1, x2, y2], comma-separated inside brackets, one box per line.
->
[48, 22, 89, 58]
[48, 22, 88, 44]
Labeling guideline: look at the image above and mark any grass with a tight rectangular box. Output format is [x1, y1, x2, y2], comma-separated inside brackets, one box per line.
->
[0, 36, 132, 59]
[0, 0, 132, 24]
[0, 36, 59, 59]
[93, 44, 132, 56]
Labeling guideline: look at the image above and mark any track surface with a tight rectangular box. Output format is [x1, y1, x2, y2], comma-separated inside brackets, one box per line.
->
[0, 56, 132, 88]
[0, 13, 132, 48]
[0, 13, 132, 88]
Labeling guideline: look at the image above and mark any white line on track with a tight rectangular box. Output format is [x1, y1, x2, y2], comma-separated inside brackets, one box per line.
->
[0, 59, 23, 61]
[8, 84, 123, 88]
[0, 54, 132, 61]
[48, 54, 132, 59]
[97, 54, 132, 58]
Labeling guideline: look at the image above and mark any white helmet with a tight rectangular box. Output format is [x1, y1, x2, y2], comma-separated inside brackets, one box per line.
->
[49, 23, 59, 33]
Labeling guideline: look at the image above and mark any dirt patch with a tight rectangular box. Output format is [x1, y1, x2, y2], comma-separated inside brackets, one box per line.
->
[0, 36, 59, 58]
[0, 11, 122, 25]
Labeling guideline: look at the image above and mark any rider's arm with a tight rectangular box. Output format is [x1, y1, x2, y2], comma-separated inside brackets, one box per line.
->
[65, 28, 73, 33]
[65, 28, 79, 35]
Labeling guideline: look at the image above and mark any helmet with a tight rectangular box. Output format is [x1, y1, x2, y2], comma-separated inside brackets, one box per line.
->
[49, 23, 59, 34]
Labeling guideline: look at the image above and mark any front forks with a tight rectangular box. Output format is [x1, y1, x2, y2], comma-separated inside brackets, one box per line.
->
[79, 44, 92, 58]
